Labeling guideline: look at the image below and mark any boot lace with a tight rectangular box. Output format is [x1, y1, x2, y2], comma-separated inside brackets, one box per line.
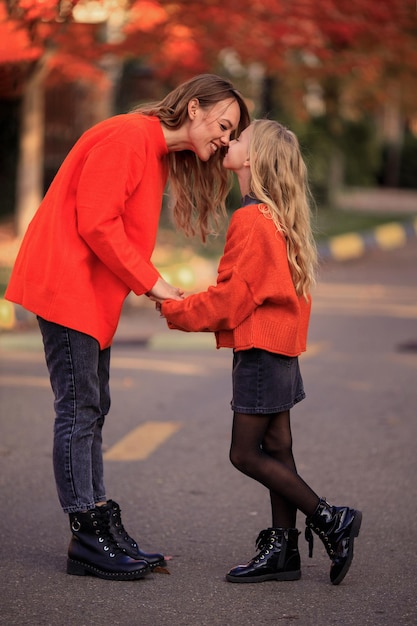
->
[305, 502, 342, 559]
[71, 510, 123, 558]
[109, 503, 138, 549]
[252, 529, 276, 564]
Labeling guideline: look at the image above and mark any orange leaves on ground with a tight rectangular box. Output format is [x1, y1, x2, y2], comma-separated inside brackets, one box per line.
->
[152, 565, 171, 574]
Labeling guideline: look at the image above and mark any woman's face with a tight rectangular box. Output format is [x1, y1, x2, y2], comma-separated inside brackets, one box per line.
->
[222, 124, 253, 172]
[188, 98, 241, 161]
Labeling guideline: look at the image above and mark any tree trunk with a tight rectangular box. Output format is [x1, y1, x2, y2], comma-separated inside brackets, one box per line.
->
[323, 78, 345, 208]
[381, 95, 404, 188]
[15, 56, 50, 237]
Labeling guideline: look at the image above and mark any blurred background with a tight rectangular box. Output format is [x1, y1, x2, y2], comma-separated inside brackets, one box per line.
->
[0, 0, 416, 284]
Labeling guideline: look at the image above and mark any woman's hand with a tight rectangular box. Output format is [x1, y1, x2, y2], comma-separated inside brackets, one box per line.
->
[146, 277, 184, 303]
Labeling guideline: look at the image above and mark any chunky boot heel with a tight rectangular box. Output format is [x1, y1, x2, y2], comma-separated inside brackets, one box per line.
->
[103, 500, 166, 567]
[67, 507, 151, 580]
[66, 559, 88, 576]
[226, 528, 301, 583]
[305, 498, 362, 585]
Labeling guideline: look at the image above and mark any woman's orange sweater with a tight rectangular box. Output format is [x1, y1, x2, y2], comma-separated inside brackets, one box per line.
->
[161, 203, 311, 357]
[6, 115, 168, 349]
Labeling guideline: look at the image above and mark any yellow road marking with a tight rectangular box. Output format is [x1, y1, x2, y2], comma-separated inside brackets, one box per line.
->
[301, 342, 328, 359]
[104, 421, 182, 461]
[0, 375, 146, 389]
[110, 356, 205, 375]
[312, 283, 417, 319]
[0, 375, 50, 388]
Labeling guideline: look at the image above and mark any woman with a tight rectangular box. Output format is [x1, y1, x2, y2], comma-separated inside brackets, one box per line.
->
[5, 74, 250, 580]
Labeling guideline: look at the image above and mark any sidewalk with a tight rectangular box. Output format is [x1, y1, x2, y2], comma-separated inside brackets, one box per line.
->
[335, 187, 417, 213]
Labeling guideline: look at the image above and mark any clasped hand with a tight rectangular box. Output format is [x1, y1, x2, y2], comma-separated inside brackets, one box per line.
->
[146, 276, 184, 316]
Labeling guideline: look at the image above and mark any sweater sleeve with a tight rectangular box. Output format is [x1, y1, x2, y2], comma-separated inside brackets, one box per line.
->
[161, 209, 276, 332]
[75, 141, 160, 294]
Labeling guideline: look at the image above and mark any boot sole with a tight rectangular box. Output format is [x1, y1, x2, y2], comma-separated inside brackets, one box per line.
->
[226, 570, 301, 583]
[149, 559, 167, 569]
[331, 510, 362, 586]
[67, 558, 150, 580]
[132, 557, 167, 569]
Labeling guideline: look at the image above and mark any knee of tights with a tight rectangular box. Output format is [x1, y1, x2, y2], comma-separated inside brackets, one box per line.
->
[262, 443, 293, 463]
[229, 450, 259, 477]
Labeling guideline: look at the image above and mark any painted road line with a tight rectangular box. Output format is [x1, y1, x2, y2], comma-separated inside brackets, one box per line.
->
[149, 332, 216, 350]
[104, 421, 182, 461]
[0, 374, 154, 390]
[111, 355, 206, 375]
[0, 375, 51, 388]
[301, 342, 329, 359]
[312, 282, 417, 319]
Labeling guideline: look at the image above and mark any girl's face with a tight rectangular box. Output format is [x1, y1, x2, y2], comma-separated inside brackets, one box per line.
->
[188, 98, 241, 161]
[222, 124, 253, 172]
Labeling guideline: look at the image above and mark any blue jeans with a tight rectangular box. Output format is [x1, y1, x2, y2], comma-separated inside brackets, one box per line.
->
[37, 317, 111, 513]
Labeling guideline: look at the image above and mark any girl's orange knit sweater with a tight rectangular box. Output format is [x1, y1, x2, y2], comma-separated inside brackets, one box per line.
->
[6, 115, 168, 349]
[162, 203, 311, 357]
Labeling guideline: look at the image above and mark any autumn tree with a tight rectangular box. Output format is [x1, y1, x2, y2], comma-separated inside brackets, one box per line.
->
[155, 0, 417, 195]
[0, 0, 215, 234]
[1, 0, 416, 233]
[116, 0, 417, 197]
[292, 0, 417, 194]
[0, 0, 109, 234]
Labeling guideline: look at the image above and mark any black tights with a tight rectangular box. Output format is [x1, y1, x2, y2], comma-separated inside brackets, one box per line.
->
[230, 411, 319, 528]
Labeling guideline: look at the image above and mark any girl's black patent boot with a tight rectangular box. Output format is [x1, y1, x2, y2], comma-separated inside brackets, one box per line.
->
[305, 498, 362, 585]
[226, 528, 301, 583]
[67, 507, 151, 580]
[102, 500, 166, 567]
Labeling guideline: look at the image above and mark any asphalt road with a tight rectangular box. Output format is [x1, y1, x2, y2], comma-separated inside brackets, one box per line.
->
[0, 240, 416, 626]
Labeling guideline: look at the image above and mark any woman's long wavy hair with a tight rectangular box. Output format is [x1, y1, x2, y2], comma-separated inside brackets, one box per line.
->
[131, 74, 250, 242]
[248, 119, 317, 298]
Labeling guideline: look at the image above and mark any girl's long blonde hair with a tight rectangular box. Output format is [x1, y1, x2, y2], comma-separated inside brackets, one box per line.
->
[131, 74, 250, 242]
[248, 119, 317, 298]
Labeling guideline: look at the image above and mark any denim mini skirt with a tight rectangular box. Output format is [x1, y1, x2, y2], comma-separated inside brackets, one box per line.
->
[231, 348, 305, 414]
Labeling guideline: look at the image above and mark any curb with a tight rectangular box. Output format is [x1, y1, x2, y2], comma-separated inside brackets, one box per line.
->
[317, 217, 417, 262]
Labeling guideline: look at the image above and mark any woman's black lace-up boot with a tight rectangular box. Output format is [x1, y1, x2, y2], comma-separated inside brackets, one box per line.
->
[67, 507, 150, 580]
[103, 500, 166, 567]
[305, 498, 362, 585]
[226, 528, 301, 583]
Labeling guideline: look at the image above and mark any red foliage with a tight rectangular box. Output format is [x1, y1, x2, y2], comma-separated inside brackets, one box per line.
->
[0, 0, 416, 111]
[0, 3, 42, 63]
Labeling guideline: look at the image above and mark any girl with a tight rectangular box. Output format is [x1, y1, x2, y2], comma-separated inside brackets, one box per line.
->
[5, 74, 250, 580]
[158, 119, 362, 586]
